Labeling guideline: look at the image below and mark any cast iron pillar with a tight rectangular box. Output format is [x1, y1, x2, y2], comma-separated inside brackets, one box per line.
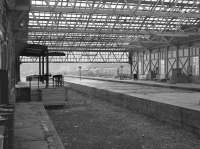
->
[149, 49, 152, 72]
[176, 45, 180, 69]
[165, 46, 169, 79]
[46, 54, 49, 88]
[39, 56, 41, 76]
[128, 51, 133, 78]
[42, 56, 44, 76]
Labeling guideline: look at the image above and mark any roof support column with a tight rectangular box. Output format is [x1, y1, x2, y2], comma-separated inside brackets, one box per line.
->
[137, 51, 139, 74]
[142, 51, 145, 75]
[176, 45, 180, 69]
[188, 46, 192, 77]
[42, 56, 44, 76]
[42, 56, 45, 83]
[38, 56, 41, 88]
[130, 63, 133, 78]
[149, 49, 152, 72]
[16, 57, 21, 82]
[39, 56, 41, 76]
[158, 49, 160, 75]
[128, 51, 133, 78]
[199, 48, 200, 77]
[46, 54, 49, 88]
[0, 70, 8, 104]
[149, 49, 152, 80]
[165, 46, 169, 79]
[0, 38, 2, 69]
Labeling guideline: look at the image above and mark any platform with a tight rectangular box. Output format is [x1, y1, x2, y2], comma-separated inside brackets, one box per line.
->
[65, 77, 200, 136]
[14, 102, 65, 149]
[65, 75, 200, 92]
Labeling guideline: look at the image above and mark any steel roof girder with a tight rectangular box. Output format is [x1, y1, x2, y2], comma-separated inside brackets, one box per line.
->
[30, 6, 200, 19]
[27, 27, 155, 35]
[27, 27, 200, 37]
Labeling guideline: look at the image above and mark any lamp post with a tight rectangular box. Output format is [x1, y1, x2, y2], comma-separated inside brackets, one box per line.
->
[78, 66, 82, 80]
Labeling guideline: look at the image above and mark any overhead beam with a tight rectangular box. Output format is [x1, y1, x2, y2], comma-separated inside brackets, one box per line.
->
[46, 44, 148, 49]
[18, 37, 121, 42]
[25, 27, 150, 35]
[25, 27, 200, 37]
[47, 45, 129, 49]
[70, 0, 195, 7]
[47, 49, 130, 52]
[20, 50, 129, 63]
[21, 61, 129, 63]
[29, 18, 183, 26]
[30, 6, 200, 19]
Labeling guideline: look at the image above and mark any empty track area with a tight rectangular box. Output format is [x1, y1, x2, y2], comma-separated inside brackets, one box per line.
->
[48, 96, 200, 149]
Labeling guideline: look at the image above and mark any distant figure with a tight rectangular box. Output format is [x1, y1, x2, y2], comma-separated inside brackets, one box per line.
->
[133, 70, 138, 80]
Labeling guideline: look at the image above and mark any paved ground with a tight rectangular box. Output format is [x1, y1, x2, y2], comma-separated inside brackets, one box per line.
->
[14, 102, 65, 149]
[48, 97, 200, 149]
[65, 75, 200, 91]
[64, 77, 200, 111]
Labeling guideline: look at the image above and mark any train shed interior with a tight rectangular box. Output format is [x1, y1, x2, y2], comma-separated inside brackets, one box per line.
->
[1, 0, 200, 149]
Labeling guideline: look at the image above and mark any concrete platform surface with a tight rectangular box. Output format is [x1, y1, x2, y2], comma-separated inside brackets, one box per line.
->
[65, 75, 200, 92]
[14, 102, 65, 149]
[65, 77, 200, 111]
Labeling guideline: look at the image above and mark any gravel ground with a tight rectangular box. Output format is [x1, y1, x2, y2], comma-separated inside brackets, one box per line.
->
[48, 98, 200, 149]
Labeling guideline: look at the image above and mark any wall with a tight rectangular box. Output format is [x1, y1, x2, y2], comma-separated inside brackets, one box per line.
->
[131, 46, 200, 83]
[0, 0, 17, 103]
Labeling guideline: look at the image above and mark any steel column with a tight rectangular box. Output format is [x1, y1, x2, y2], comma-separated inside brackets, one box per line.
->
[176, 45, 180, 69]
[42, 56, 44, 76]
[46, 54, 49, 88]
[129, 51, 133, 78]
[165, 46, 169, 79]
[149, 49, 152, 72]
[39, 56, 41, 76]
[199, 48, 200, 76]
[16, 57, 21, 82]
[142, 51, 145, 74]
[158, 49, 160, 75]
[137, 51, 139, 74]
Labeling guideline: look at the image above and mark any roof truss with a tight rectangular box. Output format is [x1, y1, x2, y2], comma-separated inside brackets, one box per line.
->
[19, 0, 200, 63]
